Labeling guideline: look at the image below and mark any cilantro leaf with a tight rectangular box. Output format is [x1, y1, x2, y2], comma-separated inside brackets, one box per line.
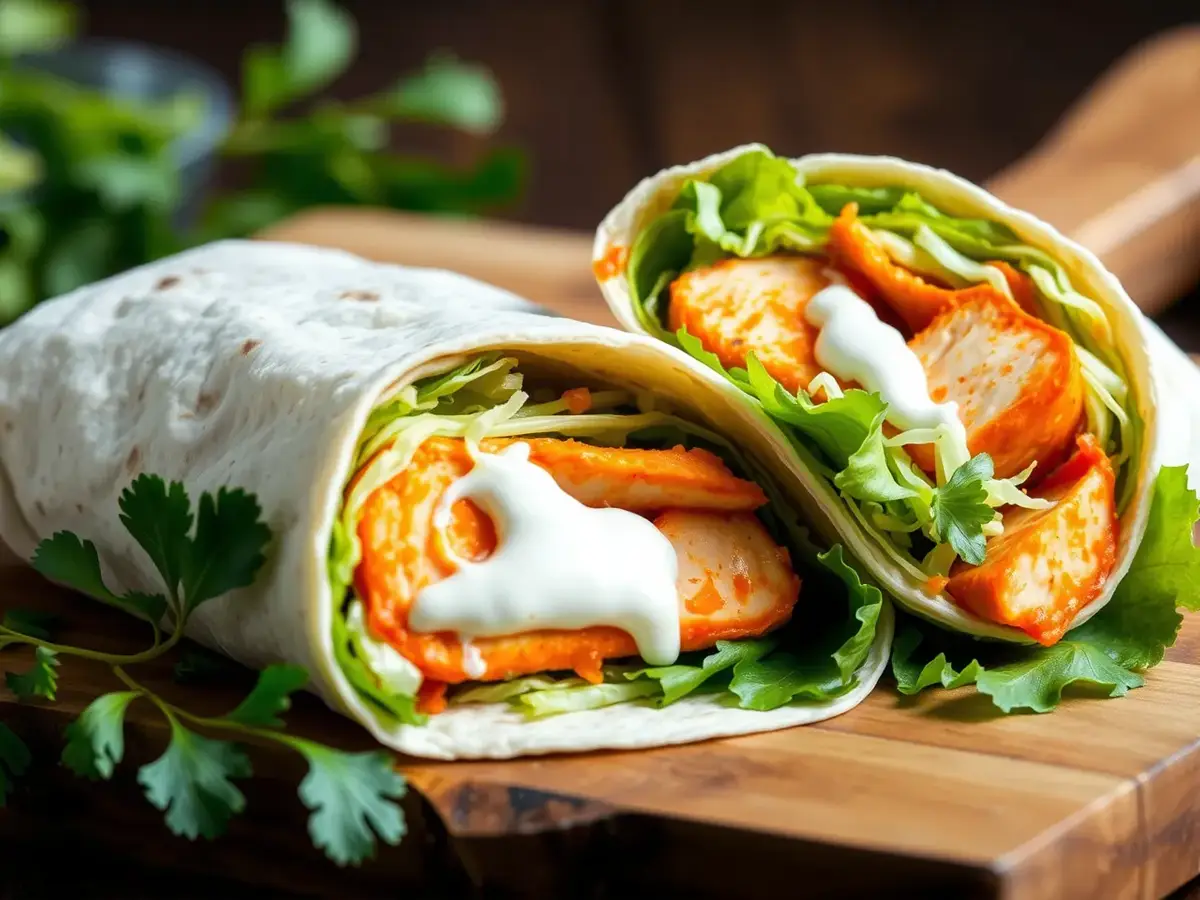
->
[631, 638, 774, 706]
[179, 488, 271, 616]
[118, 474, 193, 602]
[226, 664, 309, 728]
[30, 531, 167, 623]
[974, 643, 1143, 713]
[296, 744, 407, 866]
[139, 718, 251, 840]
[62, 691, 138, 779]
[2, 608, 57, 640]
[931, 454, 994, 564]
[120, 591, 170, 624]
[6, 646, 59, 701]
[0, 723, 31, 805]
[31, 532, 122, 603]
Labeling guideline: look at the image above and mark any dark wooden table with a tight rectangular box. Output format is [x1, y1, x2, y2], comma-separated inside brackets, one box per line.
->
[3, 26, 1200, 899]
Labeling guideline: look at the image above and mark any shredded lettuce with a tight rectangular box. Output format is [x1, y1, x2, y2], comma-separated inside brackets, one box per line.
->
[327, 350, 884, 723]
[627, 145, 1142, 573]
[451, 674, 586, 705]
[516, 681, 662, 718]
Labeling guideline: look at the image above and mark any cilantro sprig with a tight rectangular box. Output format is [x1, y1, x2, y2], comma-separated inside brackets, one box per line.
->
[930, 453, 994, 565]
[1, 474, 407, 866]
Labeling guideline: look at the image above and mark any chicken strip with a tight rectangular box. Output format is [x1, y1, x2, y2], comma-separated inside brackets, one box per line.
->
[355, 436, 800, 692]
[668, 256, 830, 395]
[490, 436, 767, 512]
[908, 292, 1084, 481]
[826, 203, 1008, 333]
[947, 435, 1118, 645]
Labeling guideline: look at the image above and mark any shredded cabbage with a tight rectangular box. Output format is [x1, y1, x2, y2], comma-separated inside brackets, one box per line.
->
[912, 225, 1013, 301]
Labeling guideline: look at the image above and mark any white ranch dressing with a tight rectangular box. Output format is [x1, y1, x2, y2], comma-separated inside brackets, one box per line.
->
[803, 280, 963, 440]
[409, 442, 682, 666]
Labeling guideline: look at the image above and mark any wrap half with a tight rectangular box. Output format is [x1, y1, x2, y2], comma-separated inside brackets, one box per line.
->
[595, 145, 1199, 660]
[0, 239, 892, 760]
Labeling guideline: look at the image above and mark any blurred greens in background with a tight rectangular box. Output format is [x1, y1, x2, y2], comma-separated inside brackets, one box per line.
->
[0, 0, 523, 323]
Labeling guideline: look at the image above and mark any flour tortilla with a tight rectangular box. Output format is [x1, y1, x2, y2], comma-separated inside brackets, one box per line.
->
[0, 238, 892, 760]
[595, 145, 1186, 642]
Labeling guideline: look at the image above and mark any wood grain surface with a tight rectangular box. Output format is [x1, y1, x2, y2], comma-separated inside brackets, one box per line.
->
[4, 25, 1200, 900]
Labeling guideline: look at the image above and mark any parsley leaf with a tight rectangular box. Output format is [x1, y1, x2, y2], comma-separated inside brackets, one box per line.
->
[31, 532, 122, 603]
[931, 453, 994, 564]
[180, 488, 271, 616]
[118, 475, 193, 603]
[30, 532, 168, 623]
[2, 608, 57, 640]
[6, 646, 59, 700]
[62, 691, 139, 779]
[0, 723, 31, 805]
[295, 743, 407, 866]
[226, 664, 309, 728]
[139, 717, 251, 840]
[630, 638, 774, 706]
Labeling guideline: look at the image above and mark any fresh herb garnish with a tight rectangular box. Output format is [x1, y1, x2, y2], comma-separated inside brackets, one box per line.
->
[930, 453, 994, 565]
[1, 474, 406, 865]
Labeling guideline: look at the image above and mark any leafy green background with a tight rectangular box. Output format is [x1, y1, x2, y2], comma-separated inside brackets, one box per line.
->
[0, 0, 524, 323]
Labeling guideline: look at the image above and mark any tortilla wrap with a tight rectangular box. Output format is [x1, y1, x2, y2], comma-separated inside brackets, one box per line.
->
[0, 239, 892, 760]
[595, 144, 1191, 643]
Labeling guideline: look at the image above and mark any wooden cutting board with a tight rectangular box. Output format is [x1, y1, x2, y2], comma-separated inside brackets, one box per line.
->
[3, 25, 1200, 900]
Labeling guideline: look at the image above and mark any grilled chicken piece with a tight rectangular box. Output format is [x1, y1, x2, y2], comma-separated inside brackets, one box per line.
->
[655, 509, 800, 649]
[668, 256, 831, 394]
[826, 203, 1007, 333]
[907, 293, 1084, 481]
[947, 435, 1118, 645]
[354, 436, 800, 693]
[491, 437, 767, 512]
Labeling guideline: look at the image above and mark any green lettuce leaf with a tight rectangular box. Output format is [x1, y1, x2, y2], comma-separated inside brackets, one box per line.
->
[729, 545, 883, 708]
[891, 623, 981, 694]
[834, 409, 917, 504]
[629, 638, 774, 706]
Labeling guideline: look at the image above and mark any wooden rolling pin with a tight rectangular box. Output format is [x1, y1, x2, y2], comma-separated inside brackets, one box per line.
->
[261, 25, 1200, 323]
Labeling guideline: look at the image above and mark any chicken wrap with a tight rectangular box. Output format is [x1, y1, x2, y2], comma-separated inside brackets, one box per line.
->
[0, 239, 892, 759]
[595, 145, 1200, 710]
